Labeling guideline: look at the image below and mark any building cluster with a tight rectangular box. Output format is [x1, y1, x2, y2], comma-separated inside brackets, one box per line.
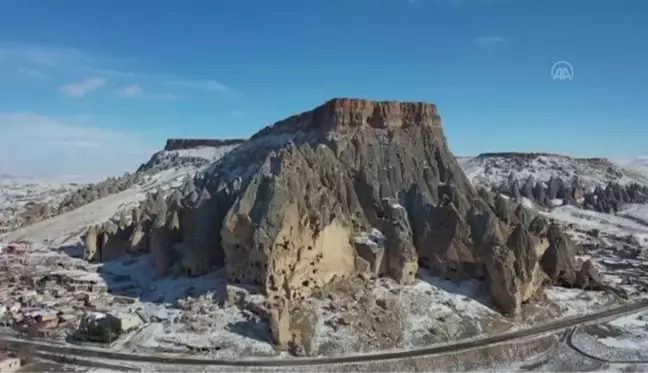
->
[0, 247, 147, 345]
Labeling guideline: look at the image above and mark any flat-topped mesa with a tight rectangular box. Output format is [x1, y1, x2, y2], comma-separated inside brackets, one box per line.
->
[251, 98, 441, 140]
[164, 138, 246, 151]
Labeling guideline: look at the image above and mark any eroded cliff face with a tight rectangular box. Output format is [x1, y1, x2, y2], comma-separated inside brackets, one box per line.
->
[197, 98, 581, 341]
[213, 99, 460, 303]
[83, 98, 590, 348]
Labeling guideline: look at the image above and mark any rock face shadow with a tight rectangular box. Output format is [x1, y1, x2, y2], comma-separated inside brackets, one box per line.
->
[417, 268, 495, 309]
[58, 243, 85, 259]
[56, 242, 273, 347]
[96, 253, 232, 305]
[226, 320, 272, 344]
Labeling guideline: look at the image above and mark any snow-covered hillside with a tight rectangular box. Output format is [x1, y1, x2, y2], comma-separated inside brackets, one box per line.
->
[0, 142, 240, 234]
[459, 153, 648, 190]
[137, 144, 241, 174]
[0, 175, 82, 233]
[1, 167, 197, 245]
[614, 156, 648, 168]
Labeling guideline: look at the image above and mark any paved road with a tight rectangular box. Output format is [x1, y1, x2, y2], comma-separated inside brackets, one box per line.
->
[566, 325, 648, 364]
[3, 300, 648, 367]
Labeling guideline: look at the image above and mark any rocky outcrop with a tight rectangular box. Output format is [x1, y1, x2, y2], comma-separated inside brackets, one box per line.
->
[83, 226, 99, 262]
[58, 173, 145, 216]
[541, 224, 577, 285]
[99, 222, 129, 262]
[150, 216, 172, 277]
[81, 98, 584, 348]
[205, 98, 578, 334]
[164, 138, 246, 151]
[490, 174, 648, 214]
[128, 223, 148, 253]
[576, 260, 603, 290]
[380, 198, 418, 285]
[353, 231, 385, 279]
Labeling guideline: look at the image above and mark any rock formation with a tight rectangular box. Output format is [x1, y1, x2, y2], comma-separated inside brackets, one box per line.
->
[83, 226, 99, 262]
[486, 166, 648, 214]
[576, 260, 603, 290]
[80, 98, 585, 348]
[542, 224, 577, 285]
[150, 216, 171, 277]
[201, 98, 580, 344]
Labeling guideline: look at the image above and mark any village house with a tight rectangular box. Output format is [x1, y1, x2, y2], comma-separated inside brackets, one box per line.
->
[23, 309, 60, 335]
[3, 243, 26, 255]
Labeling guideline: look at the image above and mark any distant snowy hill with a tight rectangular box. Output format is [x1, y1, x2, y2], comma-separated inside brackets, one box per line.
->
[611, 157, 648, 180]
[0, 140, 241, 235]
[0, 175, 81, 233]
[458, 152, 648, 190]
[614, 156, 648, 168]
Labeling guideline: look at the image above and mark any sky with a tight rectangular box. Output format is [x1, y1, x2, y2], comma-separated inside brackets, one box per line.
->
[0, 0, 646, 179]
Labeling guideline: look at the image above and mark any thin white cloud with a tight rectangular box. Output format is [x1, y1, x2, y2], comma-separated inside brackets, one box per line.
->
[0, 112, 155, 180]
[60, 77, 106, 97]
[166, 79, 232, 93]
[118, 83, 177, 101]
[1, 42, 238, 99]
[120, 83, 142, 98]
[473, 35, 508, 48]
[0, 42, 98, 68]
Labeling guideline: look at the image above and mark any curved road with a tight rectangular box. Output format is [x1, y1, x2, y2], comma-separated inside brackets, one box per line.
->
[3, 300, 648, 367]
[566, 326, 648, 364]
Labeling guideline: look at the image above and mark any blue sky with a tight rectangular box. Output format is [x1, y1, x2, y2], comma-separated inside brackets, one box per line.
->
[0, 0, 646, 178]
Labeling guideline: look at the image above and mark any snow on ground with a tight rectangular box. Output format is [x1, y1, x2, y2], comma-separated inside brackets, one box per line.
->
[2, 184, 642, 359]
[98, 254, 277, 359]
[460, 154, 648, 190]
[0, 175, 81, 231]
[141, 145, 240, 175]
[468, 344, 648, 373]
[539, 202, 648, 305]
[165, 146, 239, 162]
[393, 271, 501, 348]
[618, 203, 648, 226]
[107, 255, 276, 358]
[0, 142, 237, 237]
[0, 166, 196, 245]
[0, 175, 78, 202]
[598, 311, 648, 350]
[543, 204, 648, 248]
[543, 287, 617, 317]
[2, 146, 647, 359]
[302, 268, 508, 357]
[570, 310, 648, 362]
